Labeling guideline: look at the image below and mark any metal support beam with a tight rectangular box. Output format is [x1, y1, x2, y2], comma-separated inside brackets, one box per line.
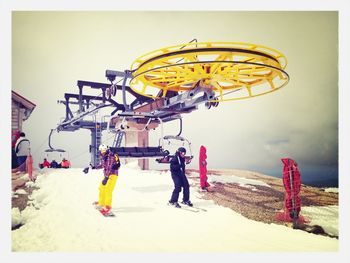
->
[78, 85, 83, 113]
[90, 128, 101, 166]
[165, 85, 215, 109]
[122, 70, 130, 111]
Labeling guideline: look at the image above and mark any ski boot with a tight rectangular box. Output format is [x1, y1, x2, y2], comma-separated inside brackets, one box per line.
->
[99, 206, 114, 216]
[169, 201, 181, 208]
[181, 200, 193, 207]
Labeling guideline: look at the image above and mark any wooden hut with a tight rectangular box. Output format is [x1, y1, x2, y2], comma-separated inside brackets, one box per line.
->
[12, 90, 36, 132]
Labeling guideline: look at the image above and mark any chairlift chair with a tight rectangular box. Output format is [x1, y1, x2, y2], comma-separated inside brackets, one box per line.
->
[109, 146, 169, 158]
[105, 116, 171, 159]
[156, 135, 193, 164]
[39, 148, 70, 168]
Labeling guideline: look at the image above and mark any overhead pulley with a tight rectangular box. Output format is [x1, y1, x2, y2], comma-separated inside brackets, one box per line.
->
[129, 41, 289, 102]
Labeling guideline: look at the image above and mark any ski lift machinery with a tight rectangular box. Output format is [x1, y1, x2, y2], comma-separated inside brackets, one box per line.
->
[53, 40, 289, 167]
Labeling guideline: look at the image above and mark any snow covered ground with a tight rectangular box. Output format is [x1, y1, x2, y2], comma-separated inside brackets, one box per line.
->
[11, 162, 338, 253]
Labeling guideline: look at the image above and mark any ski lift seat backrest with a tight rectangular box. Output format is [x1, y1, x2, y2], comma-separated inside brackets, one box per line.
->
[110, 146, 168, 158]
[115, 147, 128, 157]
[110, 147, 141, 157]
[130, 148, 144, 157]
[143, 146, 167, 157]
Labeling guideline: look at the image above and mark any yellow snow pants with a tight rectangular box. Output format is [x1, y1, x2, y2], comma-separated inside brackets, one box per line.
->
[98, 174, 118, 207]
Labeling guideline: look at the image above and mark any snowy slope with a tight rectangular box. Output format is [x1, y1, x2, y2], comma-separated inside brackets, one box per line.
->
[12, 163, 338, 252]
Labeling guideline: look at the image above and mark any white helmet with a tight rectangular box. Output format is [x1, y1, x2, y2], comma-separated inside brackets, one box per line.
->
[98, 144, 109, 152]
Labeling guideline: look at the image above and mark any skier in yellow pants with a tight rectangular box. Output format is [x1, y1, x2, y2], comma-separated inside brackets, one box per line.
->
[93, 144, 121, 216]
[98, 174, 118, 210]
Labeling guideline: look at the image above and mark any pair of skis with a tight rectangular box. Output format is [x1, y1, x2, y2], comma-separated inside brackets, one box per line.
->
[94, 201, 208, 217]
[181, 206, 207, 213]
[167, 202, 207, 213]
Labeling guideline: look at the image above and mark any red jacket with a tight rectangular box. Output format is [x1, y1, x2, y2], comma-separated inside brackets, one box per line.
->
[61, 159, 71, 168]
[199, 145, 210, 188]
[281, 158, 301, 196]
[42, 160, 50, 168]
[199, 145, 207, 174]
[12, 130, 21, 148]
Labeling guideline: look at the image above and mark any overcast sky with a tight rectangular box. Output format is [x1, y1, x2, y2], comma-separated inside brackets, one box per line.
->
[9, 11, 339, 184]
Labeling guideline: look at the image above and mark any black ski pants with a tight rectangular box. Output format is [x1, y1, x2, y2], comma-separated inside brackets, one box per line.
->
[170, 173, 190, 203]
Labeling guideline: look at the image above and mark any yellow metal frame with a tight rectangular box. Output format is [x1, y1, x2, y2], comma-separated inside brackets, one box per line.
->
[129, 42, 289, 102]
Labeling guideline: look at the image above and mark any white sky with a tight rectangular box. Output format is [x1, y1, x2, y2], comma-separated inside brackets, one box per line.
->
[12, 166, 338, 252]
[9, 10, 339, 185]
[1, 1, 350, 262]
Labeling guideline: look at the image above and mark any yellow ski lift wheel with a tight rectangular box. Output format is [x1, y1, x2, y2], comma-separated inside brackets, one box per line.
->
[130, 42, 289, 102]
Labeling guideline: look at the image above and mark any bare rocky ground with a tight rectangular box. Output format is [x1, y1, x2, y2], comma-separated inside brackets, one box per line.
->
[12, 171, 39, 211]
[187, 169, 338, 238]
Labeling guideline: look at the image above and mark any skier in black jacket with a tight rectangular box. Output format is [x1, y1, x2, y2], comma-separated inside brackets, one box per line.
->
[168, 147, 193, 208]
